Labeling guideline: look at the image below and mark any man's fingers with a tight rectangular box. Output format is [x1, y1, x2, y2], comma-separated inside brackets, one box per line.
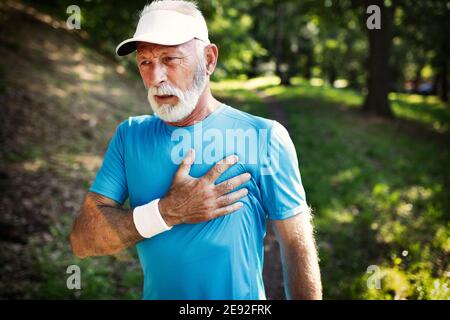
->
[174, 149, 195, 180]
[217, 188, 248, 207]
[215, 172, 251, 195]
[204, 155, 239, 182]
[212, 201, 244, 218]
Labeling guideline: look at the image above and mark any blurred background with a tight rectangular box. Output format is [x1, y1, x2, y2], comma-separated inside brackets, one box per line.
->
[0, 0, 449, 299]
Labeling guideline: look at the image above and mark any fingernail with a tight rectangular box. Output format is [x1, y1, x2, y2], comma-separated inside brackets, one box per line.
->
[225, 155, 237, 164]
[245, 173, 251, 179]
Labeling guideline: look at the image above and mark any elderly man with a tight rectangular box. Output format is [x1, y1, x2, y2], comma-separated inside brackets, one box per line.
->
[70, 0, 322, 300]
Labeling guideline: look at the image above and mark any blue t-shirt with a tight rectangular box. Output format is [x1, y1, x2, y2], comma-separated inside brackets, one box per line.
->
[90, 103, 308, 299]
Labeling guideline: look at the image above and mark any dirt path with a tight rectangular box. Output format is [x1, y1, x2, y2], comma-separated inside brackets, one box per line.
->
[0, 0, 291, 300]
[255, 90, 290, 127]
[0, 1, 146, 298]
[256, 90, 290, 300]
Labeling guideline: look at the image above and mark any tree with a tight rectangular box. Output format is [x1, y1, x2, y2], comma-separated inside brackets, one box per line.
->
[360, 0, 395, 117]
[250, 0, 319, 85]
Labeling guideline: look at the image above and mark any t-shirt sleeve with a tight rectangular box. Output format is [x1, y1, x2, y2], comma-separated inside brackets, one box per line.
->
[258, 121, 309, 220]
[89, 120, 129, 204]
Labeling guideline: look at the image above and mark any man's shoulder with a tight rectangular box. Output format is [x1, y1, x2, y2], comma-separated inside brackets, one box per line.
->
[116, 114, 159, 132]
[222, 104, 276, 131]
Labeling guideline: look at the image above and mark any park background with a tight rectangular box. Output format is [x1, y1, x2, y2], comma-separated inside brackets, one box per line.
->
[0, 0, 449, 299]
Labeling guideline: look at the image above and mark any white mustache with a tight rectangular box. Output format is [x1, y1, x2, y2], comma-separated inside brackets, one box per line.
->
[149, 84, 183, 98]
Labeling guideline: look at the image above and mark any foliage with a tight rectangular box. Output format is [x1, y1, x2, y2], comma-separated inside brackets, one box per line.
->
[28, 216, 142, 299]
[28, 0, 449, 104]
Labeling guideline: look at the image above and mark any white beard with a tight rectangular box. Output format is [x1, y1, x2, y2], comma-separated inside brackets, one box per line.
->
[147, 64, 207, 123]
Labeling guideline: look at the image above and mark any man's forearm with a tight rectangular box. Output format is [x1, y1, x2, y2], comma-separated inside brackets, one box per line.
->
[70, 193, 143, 258]
[275, 211, 323, 300]
[280, 240, 322, 299]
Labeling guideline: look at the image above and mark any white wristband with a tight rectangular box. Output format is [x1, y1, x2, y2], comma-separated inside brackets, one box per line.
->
[133, 199, 172, 238]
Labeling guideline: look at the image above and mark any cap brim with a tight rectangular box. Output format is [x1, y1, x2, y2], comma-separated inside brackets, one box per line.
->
[116, 32, 197, 56]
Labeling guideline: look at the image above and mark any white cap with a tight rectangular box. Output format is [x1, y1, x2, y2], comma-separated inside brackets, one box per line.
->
[116, 9, 210, 56]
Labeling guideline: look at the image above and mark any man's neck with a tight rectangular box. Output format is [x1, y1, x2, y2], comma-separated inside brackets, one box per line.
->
[166, 86, 221, 127]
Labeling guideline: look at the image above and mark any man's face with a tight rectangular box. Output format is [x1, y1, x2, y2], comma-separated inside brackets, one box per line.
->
[136, 40, 207, 122]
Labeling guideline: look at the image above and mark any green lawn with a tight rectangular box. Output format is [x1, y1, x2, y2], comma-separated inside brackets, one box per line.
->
[214, 77, 450, 299]
[3, 0, 448, 301]
[23, 77, 449, 300]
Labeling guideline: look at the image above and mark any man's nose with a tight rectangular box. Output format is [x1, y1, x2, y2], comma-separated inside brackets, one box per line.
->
[149, 63, 167, 87]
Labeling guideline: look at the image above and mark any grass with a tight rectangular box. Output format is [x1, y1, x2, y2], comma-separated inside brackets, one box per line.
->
[0, 2, 146, 299]
[23, 215, 142, 299]
[5, 73, 448, 300]
[2, 0, 447, 299]
[2, 7, 448, 297]
[214, 77, 450, 299]
[2, 0, 448, 300]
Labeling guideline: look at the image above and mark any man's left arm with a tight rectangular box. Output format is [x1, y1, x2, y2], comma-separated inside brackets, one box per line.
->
[271, 210, 323, 300]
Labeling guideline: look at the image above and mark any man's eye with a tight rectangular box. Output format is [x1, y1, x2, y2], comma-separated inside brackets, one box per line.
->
[140, 60, 150, 66]
[163, 57, 181, 64]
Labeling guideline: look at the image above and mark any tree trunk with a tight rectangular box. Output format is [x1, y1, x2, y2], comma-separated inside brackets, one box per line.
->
[363, 1, 394, 117]
[438, 40, 448, 102]
[348, 69, 360, 90]
[439, 62, 448, 102]
[328, 67, 337, 86]
[302, 47, 313, 80]
[274, 2, 291, 86]
[413, 66, 422, 93]
[305, 54, 313, 80]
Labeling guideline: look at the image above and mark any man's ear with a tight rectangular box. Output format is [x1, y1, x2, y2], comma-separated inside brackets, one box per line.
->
[205, 44, 218, 75]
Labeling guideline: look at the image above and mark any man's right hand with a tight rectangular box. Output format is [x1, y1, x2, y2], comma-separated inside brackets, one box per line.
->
[158, 149, 251, 226]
